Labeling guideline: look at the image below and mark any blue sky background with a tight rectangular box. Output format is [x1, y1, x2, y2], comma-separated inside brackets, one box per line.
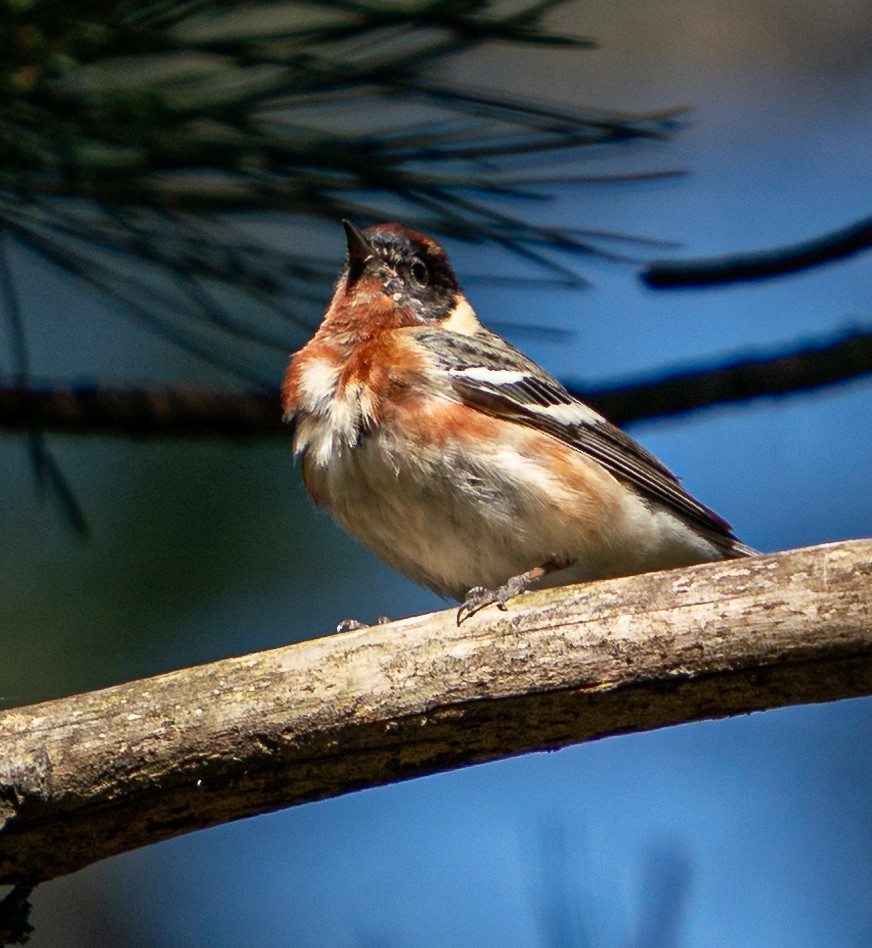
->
[3, 1, 872, 945]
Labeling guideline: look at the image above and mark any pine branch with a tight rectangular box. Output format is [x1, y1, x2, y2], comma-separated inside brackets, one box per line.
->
[0, 384, 281, 438]
[567, 325, 872, 424]
[1, 541, 871, 886]
[1, 0, 678, 386]
[641, 214, 872, 288]
[1, 326, 869, 438]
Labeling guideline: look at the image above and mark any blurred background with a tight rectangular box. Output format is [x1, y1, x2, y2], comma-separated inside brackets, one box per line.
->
[2, 0, 872, 945]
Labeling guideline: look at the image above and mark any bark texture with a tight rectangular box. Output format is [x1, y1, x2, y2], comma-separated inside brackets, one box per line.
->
[1, 540, 871, 884]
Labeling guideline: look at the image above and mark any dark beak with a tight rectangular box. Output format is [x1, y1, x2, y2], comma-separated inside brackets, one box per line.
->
[342, 219, 375, 285]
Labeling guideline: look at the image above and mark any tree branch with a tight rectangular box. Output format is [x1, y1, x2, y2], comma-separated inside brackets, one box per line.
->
[1, 327, 870, 439]
[2, 540, 871, 885]
[0, 385, 283, 439]
[641, 214, 872, 288]
[567, 326, 872, 425]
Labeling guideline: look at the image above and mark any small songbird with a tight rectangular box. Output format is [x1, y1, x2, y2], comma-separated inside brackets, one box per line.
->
[282, 221, 754, 623]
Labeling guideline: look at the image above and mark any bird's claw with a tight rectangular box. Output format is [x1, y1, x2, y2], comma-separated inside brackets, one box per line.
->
[336, 615, 391, 633]
[456, 575, 528, 625]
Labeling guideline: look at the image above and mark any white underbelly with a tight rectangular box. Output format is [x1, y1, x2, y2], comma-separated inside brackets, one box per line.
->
[303, 425, 721, 601]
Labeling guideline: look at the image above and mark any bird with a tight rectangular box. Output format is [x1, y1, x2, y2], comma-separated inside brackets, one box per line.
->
[282, 220, 754, 623]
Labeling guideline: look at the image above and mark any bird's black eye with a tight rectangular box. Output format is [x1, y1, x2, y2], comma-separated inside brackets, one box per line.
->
[408, 257, 429, 288]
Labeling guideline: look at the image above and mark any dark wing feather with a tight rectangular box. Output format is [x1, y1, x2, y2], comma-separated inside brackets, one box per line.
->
[415, 326, 748, 554]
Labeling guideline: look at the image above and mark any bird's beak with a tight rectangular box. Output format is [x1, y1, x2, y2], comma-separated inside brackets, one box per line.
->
[342, 219, 376, 286]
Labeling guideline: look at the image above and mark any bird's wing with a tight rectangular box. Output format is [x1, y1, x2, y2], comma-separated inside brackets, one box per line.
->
[414, 326, 746, 552]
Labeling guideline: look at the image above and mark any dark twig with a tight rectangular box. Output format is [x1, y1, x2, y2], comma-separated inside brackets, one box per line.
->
[0, 327, 869, 439]
[642, 214, 872, 289]
[569, 326, 872, 425]
[0, 386, 282, 439]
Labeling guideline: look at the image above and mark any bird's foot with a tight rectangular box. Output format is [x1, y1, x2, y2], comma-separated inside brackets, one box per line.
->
[456, 558, 572, 625]
[456, 574, 532, 625]
[336, 616, 391, 633]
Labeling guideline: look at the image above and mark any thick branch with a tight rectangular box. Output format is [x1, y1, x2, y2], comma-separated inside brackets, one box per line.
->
[1, 541, 871, 885]
[1, 328, 870, 438]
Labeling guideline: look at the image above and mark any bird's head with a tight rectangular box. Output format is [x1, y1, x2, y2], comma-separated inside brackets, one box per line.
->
[316, 221, 480, 343]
